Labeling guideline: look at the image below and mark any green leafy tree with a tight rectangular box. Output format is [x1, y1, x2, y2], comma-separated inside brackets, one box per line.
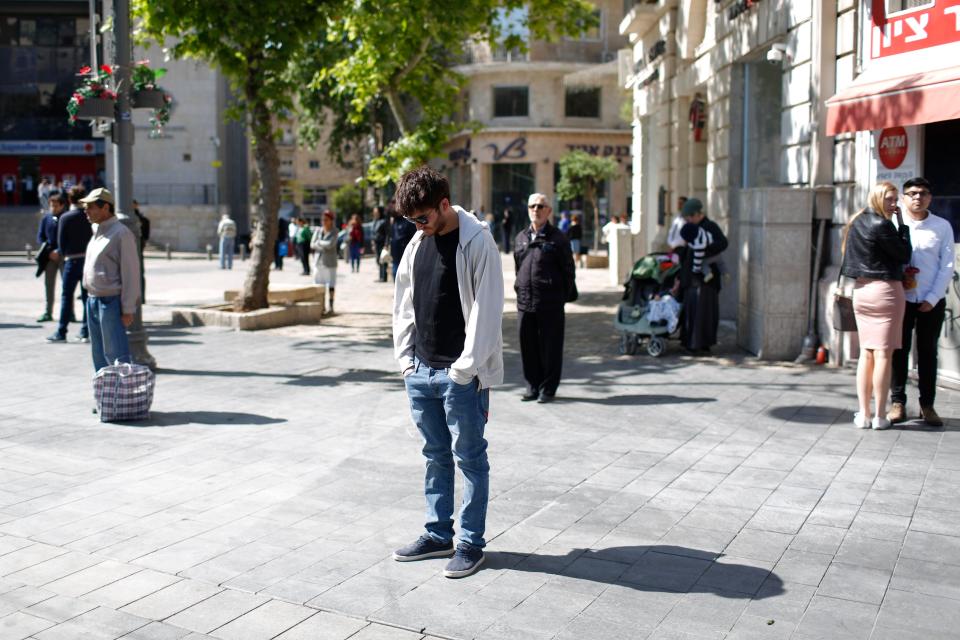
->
[303, 1, 599, 185]
[556, 150, 619, 251]
[332, 183, 363, 219]
[134, 0, 332, 311]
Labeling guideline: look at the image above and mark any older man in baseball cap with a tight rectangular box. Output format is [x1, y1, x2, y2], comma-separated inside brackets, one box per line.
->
[80, 188, 141, 371]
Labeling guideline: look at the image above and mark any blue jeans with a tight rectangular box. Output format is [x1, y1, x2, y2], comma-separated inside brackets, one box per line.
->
[404, 359, 490, 548]
[220, 236, 235, 269]
[58, 257, 87, 336]
[87, 295, 131, 372]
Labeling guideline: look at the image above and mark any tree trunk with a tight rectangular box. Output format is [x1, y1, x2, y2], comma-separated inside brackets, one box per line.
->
[237, 77, 280, 312]
[587, 183, 600, 253]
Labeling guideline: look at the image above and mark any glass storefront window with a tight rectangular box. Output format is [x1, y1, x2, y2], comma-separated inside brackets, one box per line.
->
[19, 19, 35, 46]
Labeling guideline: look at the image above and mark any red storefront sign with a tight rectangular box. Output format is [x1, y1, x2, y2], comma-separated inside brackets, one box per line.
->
[871, 0, 960, 58]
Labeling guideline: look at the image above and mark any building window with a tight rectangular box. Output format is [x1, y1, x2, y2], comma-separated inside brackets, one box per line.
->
[303, 186, 327, 208]
[565, 87, 601, 118]
[308, 159, 319, 169]
[886, 0, 932, 15]
[493, 86, 529, 118]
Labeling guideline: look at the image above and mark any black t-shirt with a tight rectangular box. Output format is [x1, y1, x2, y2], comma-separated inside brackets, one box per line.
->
[413, 230, 466, 368]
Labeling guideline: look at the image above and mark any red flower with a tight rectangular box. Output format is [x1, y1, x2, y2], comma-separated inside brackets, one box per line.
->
[100, 64, 112, 74]
[79, 65, 92, 75]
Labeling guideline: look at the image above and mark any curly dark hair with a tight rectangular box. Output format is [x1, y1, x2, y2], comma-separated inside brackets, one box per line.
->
[395, 166, 450, 217]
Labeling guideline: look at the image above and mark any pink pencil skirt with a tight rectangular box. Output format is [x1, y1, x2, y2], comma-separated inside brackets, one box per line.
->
[852, 278, 905, 350]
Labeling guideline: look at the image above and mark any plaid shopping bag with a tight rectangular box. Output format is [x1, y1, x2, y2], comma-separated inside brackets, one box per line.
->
[93, 361, 155, 422]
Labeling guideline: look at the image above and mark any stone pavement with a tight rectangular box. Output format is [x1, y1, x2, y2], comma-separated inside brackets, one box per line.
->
[1, 252, 960, 639]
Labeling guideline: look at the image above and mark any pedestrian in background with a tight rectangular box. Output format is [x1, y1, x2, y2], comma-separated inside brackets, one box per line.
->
[296, 217, 313, 275]
[133, 199, 150, 253]
[667, 196, 689, 250]
[567, 214, 584, 268]
[38, 177, 53, 213]
[373, 206, 389, 283]
[841, 181, 912, 430]
[36, 190, 64, 322]
[48, 185, 91, 343]
[275, 216, 288, 271]
[514, 192, 576, 404]
[501, 207, 512, 253]
[673, 198, 727, 355]
[391, 200, 416, 281]
[557, 211, 571, 235]
[392, 166, 504, 579]
[890, 177, 953, 427]
[347, 214, 364, 273]
[217, 212, 237, 270]
[79, 188, 140, 371]
[312, 210, 339, 314]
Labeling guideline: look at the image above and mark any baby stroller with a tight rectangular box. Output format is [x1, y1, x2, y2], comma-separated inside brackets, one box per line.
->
[614, 252, 682, 357]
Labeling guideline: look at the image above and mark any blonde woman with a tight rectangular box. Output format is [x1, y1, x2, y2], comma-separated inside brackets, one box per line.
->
[840, 181, 912, 430]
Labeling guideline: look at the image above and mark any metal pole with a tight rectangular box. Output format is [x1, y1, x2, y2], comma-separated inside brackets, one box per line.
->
[112, 0, 156, 369]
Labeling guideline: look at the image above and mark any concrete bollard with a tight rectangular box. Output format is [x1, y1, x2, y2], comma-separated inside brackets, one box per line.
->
[25, 243, 32, 261]
[206, 244, 213, 260]
[240, 245, 247, 261]
[165, 243, 172, 260]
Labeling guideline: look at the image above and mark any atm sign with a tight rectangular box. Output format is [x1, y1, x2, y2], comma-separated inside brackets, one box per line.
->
[878, 127, 908, 169]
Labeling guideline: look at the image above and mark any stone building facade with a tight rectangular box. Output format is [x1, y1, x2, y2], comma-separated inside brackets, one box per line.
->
[443, 0, 633, 246]
[620, 0, 847, 360]
[621, 0, 960, 366]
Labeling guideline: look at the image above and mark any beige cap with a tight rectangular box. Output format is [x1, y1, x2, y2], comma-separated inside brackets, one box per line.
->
[79, 187, 114, 206]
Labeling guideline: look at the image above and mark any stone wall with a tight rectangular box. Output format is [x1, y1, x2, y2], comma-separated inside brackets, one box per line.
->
[140, 205, 221, 252]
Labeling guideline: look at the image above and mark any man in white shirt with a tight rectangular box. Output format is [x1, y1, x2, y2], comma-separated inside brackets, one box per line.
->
[216, 213, 238, 270]
[889, 177, 956, 427]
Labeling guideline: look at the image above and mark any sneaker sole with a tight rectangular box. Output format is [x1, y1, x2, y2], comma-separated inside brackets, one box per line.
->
[443, 553, 485, 578]
[392, 547, 454, 562]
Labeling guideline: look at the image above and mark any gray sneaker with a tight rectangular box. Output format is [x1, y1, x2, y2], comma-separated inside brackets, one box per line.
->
[393, 535, 454, 562]
[443, 543, 485, 578]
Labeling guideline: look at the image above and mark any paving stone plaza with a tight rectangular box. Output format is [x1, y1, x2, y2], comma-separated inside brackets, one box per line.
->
[1, 254, 960, 639]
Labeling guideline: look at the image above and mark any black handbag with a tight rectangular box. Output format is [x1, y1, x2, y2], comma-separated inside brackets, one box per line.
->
[34, 241, 51, 277]
[833, 254, 857, 332]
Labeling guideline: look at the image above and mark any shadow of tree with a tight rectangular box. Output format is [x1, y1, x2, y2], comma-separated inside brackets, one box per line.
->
[0, 323, 41, 330]
[114, 411, 287, 427]
[493, 545, 783, 599]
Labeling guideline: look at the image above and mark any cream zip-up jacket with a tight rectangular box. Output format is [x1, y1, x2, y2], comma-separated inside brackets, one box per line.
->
[82, 216, 141, 315]
[393, 206, 504, 388]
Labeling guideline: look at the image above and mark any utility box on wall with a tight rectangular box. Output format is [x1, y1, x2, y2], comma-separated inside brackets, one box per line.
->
[738, 188, 813, 360]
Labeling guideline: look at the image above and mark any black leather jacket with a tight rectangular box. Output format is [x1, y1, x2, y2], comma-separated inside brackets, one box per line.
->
[840, 209, 911, 280]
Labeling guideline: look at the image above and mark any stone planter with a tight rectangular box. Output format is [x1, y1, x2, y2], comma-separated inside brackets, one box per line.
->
[131, 89, 166, 109]
[75, 98, 115, 119]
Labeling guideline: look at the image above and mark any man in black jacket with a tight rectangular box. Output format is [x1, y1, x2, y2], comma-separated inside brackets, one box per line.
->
[48, 185, 91, 343]
[514, 193, 576, 403]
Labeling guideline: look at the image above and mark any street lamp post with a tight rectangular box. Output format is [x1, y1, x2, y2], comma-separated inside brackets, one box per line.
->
[109, 0, 156, 369]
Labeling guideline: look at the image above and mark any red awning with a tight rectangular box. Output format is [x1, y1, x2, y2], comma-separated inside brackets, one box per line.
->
[826, 65, 960, 135]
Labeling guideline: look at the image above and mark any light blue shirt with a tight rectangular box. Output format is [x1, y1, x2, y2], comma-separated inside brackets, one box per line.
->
[898, 211, 955, 306]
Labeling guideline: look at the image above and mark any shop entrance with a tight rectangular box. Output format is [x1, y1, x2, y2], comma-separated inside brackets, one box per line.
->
[491, 163, 534, 246]
[923, 120, 960, 242]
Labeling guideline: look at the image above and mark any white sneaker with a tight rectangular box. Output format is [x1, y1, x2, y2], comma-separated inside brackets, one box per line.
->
[872, 416, 892, 430]
[853, 412, 871, 429]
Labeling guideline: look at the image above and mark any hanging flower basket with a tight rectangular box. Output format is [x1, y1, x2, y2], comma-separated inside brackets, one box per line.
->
[76, 97, 116, 119]
[132, 60, 173, 138]
[67, 65, 117, 125]
[131, 89, 167, 109]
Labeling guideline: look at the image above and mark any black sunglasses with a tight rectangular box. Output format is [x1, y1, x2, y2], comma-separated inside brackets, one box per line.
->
[528, 203, 547, 210]
[404, 208, 437, 225]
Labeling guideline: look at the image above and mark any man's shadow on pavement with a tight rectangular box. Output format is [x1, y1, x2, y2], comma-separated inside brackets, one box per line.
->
[113, 411, 286, 427]
[487, 545, 783, 599]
